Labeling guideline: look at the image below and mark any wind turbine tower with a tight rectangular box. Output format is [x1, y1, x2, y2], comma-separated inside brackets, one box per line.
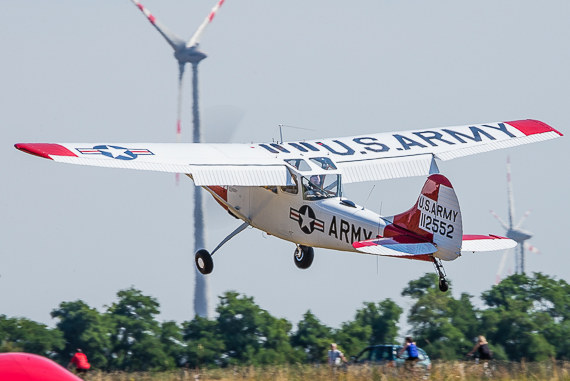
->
[130, 0, 226, 318]
[490, 156, 539, 282]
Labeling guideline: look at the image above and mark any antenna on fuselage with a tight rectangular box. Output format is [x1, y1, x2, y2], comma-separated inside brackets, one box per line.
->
[277, 124, 315, 144]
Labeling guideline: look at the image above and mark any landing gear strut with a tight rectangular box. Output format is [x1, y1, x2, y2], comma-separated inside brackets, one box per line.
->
[294, 245, 314, 269]
[432, 257, 449, 292]
[194, 222, 249, 275]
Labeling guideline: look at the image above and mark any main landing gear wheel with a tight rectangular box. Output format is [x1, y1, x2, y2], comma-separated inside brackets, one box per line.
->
[294, 245, 314, 269]
[195, 249, 213, 275]
[432, 257, 449, 292]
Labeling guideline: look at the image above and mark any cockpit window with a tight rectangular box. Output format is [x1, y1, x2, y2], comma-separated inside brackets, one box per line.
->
[280, 173, 298, 194]
[284, 159, 311, 171]
[302, 174, 341, 200]
[309, 157, 337, 170]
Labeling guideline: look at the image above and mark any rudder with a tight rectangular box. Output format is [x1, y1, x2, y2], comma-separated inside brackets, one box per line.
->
[384, 174, 463, 261]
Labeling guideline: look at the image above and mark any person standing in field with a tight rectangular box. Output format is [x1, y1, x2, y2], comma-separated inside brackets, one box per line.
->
[67, 348, 91, 375]
[328, 343, 347, 366]
[467, 336, 492, 361]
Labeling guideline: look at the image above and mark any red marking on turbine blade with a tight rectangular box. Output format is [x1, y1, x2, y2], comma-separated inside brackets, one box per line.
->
[15, 143, 77, 160]
[149, 14, 156, 24]
[506, 119, 563, 136]
[209, 12, 216, 22]
[177, 120, 181, 134]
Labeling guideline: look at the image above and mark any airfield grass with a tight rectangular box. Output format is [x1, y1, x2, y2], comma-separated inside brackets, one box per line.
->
[82, 360, 570, 381]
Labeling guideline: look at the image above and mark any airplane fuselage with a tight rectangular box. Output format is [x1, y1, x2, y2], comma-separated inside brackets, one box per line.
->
[222, 185, 387, 253]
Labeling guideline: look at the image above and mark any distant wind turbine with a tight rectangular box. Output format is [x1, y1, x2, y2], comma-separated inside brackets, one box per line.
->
[490, 156, 540, 283]
[129, 0, 227, 318]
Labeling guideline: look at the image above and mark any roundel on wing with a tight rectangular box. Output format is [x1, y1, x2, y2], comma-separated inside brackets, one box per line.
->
[93, 145, 137, 160]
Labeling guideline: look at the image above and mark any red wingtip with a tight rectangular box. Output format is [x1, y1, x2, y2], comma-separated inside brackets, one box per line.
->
[506, 119, 563, 137]
[15, 143, 77, 160]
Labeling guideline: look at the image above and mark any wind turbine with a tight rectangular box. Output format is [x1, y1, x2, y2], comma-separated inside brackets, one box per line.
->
[490, 156, 540, 283]
[129, 0, 227, 318]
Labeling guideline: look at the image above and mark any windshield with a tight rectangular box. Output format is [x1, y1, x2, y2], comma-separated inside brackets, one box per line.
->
[301, 174, 340, 200]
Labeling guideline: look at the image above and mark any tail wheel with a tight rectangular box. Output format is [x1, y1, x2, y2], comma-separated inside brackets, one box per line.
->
[195, 249, 213, 274]
[294, 245, 314, 269]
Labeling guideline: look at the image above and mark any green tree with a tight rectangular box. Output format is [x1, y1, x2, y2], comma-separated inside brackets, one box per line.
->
[51, 300, 112, 368]
[356, 299, 402, 344]
[215, 291, 297, 365]
[402, 273, 478, 359]
[481, 273, 568, 361]
[334, 319, 371, 359]
[106, 287, 173, 370]
[182, 316, 225, 367]
[160, 321, 185, 367]
[291, 310, 332, 363]
[0, 315, 64, 357]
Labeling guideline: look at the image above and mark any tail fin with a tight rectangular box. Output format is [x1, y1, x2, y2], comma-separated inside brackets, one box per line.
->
[384, 174, 463, 261]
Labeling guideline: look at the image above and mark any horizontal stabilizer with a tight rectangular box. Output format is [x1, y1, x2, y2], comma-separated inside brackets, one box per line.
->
[353, 237, 437, 258]
[461, 235, 517, 253]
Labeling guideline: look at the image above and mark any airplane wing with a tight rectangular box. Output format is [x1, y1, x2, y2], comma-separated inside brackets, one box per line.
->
[15, 119, 562, 186]
[353, 237, 437, 260]
[460, 234, 517, 253]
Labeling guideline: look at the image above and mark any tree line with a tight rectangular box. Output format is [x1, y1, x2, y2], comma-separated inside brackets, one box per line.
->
[0, 272, 568, 371]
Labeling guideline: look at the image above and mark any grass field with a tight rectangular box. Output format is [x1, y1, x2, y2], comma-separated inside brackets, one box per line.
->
[80, 361, 570, 381]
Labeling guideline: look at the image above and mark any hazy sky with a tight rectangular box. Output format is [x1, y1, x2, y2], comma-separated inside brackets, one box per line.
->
[2, 1, 569, 331]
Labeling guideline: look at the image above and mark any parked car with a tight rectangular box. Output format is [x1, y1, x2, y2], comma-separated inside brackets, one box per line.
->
[351, 344, 431, 371]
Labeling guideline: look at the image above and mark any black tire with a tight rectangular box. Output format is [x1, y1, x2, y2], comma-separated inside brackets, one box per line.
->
[195, 249, 214, 274]
[294, 245, 314, 269]
[439, 278, 449, 292]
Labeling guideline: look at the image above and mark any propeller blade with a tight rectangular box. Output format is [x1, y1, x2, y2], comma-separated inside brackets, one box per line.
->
[524, 241, 540, 254]
[187, 0, 226, 48]
[129, 0, 185, 50]
[506, 156, 516, 228]
[515, 210, 531, 229]
[490, 210, 508, 230]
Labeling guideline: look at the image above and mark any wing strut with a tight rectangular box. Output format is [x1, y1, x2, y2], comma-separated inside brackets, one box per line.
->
[211, 222, 249, 256]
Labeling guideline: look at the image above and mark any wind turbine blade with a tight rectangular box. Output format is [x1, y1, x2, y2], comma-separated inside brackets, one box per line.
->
[176, 63, 185, 142]
[515, 210, 531, 229]
[506, 156, 516, 228]
[187, 0, 226, 48]
[495, 248, 511, 284]
[174, 64, 185, 186]
[524, 241, 540, 254]
[130, 0, 185, 50]
[490, 210, 508, 230]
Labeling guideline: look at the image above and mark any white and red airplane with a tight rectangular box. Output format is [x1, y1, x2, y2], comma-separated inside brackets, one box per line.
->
[15, 119, 562, 291]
